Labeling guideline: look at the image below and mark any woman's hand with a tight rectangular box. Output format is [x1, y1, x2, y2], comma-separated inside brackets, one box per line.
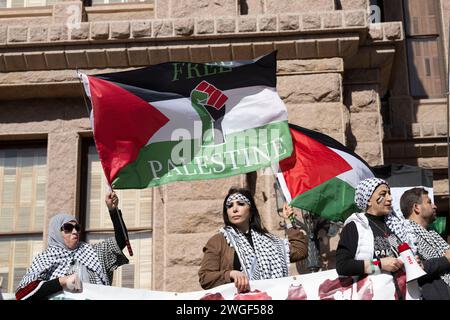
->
[380, 257, 404, 272]
[282, 203, 295, 221]
[59, 273, 81, 292]
[229, 270, 250, 293]
[105, 191, 119, 211]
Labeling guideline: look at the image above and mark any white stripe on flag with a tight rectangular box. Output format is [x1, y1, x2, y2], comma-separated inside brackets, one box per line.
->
[148, 97, 201, 144]
[222, 86, 287, 135]
[331, 147, 374, 188]
[147, 85, 288, 144]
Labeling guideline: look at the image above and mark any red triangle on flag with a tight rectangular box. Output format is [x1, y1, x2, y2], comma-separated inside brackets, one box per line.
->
[280, 128, 352, 197]
[88, 76, 169, 184]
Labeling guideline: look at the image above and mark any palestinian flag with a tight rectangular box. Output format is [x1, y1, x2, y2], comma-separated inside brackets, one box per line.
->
[276, 124, 374, 221]
[81, 52, 292, 188]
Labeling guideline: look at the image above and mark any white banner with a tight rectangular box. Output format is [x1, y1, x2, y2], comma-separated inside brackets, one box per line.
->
[51, 269, 421, 300]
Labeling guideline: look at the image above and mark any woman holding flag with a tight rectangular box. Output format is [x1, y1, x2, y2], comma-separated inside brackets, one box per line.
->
[15, 192, 130, 300]
[198, 187, 308, 292]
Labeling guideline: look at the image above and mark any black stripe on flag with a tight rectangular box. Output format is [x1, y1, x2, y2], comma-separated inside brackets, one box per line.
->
[372, 164, 433, 188]
[288, 123, 373, 171]
[106, 83, 185, 103]
[93, 51, 277, 102]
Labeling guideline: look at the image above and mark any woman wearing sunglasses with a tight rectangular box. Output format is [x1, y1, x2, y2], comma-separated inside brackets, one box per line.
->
[15, 192, 129, 300]
[198, 187, 308, 293]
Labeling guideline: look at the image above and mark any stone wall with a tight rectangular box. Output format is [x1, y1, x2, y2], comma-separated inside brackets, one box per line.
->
[278, 58, 346, 142]
[154, 0, 336, 18]
[384, 98, 450, 196]
[338, 0, 369, 10]
[441, 0, 450, 66]
[344, 85, 384, 165]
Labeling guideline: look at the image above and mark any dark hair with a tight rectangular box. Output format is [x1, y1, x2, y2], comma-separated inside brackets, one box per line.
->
[222, 187, 269, 235]
[400, 187, 428, 218]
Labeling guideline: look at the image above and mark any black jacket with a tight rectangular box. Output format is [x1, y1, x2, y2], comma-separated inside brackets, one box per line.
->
[419, 256, 450, 300]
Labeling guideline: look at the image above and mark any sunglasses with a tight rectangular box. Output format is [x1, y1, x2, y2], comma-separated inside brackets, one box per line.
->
[61, 223, 81, 233]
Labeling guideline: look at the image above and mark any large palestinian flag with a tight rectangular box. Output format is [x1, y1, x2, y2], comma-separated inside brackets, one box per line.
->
[276, 124, 374, 221]
[81, 52, 292, 188]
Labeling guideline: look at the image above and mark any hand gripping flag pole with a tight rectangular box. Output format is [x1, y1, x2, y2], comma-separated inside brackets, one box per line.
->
[271, 163, 306, 230]
[117, 208, 134, 257]
[77, 71, 133, 257]
[107, 185, 134, 257]
[271, 163, 324, 273]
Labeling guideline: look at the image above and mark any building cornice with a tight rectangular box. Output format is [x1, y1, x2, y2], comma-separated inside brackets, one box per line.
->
[0, 9, 404, 100]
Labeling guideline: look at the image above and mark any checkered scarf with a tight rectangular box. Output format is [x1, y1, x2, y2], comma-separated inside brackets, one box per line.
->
[386, 210, 418, 254]
[17, 213, 108, 290]
[220, 226, 290, 280]
[355, 178, 388, 211]
[18, 243, 109, 289]
[408, 221, 450, 286]
[226, 193, 251, 207]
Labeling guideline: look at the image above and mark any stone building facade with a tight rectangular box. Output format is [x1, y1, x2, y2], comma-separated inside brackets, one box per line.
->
[0, 0, 448, 294]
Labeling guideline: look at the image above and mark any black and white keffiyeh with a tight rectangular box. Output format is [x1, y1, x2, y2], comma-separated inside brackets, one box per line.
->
[226, 193, 251, 207]
[354, 178, 388, 211]
[220, 226, 289, 280]
[408, 221, 450, 286]
[386, 210, 418, 253]
[17, 213, 117, 290]
[17, 242, 109, 289]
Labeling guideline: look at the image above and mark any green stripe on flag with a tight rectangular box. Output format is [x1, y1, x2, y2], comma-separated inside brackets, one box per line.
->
[112, 121, 292, 189]
[290, 177, 359, 221]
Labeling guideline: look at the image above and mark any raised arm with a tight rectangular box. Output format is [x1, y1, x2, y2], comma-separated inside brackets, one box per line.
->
[282, 204, 308, 261]
[105, 191, 127, 250]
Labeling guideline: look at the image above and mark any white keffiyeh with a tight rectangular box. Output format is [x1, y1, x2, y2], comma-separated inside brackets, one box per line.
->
[220, 226, 290, 280]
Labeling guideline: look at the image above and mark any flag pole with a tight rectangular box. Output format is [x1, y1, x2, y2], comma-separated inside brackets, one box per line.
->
[270, 164, 306, 229]
[115, 207, 134, 257]
[76, 69, 92, 118]
[270, 164, 321, 272]
[107, 184, 134, 257]
[78, 71, 134, 256]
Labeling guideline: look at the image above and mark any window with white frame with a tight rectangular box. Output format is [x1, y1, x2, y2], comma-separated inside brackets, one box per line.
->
[1, 0, 56, 8]
[91, 0, 147, 5]
[0, 0, 148, 8]
[0, 146, 47, 293]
